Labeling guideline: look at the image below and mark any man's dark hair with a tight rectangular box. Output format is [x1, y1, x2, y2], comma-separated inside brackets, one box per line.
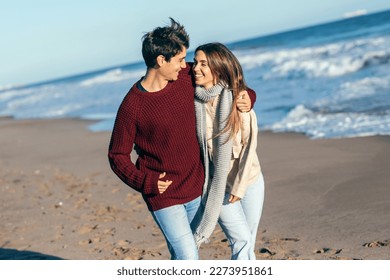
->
[142, 18, 189, 68]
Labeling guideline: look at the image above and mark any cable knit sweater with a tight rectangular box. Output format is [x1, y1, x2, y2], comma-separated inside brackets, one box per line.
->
[108, 63, 256, 211]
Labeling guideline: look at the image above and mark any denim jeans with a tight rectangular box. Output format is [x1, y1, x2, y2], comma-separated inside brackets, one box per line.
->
[151, 196, 201, 260]
[218, 173, 265, 260]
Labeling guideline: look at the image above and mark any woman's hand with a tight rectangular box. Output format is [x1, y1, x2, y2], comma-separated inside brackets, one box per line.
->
[157, 172, 172, 194]
[236, 90, 251, 112]
[229, 194, 241, 203]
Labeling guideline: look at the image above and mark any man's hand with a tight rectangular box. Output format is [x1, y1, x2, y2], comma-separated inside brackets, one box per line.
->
[158, 172, 172, 194]
[236, 90, 251, 112]
[228, 194, 241, 203]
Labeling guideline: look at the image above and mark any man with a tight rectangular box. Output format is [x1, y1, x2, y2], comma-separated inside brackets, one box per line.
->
[108, 18, 255, 260]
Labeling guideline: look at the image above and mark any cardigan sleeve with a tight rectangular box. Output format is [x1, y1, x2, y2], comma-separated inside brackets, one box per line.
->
[228, 110, 261, 198]
[108, 94, 160, 196]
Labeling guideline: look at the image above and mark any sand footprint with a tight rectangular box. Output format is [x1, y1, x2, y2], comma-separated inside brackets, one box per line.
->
[363, 239, 390, 247]
[313, 248, 343, 254]
[280, 237, 300, 242]
[259, 247, 276, 256]
[78, 224, 98, 234]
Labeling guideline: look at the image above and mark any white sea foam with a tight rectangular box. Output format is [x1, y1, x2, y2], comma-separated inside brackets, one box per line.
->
[343, 9, 367, 19]
[3, 85, 57, 111]
[79, 69, 144, 87]
[3, 90, 85, 119]
[269, 105, 390, 139]
[313, 75, 390, 113]
[0, 84, 19, 92]
[237, 36, 389, 79]
[81, 113, 117, 120]
[267, 56, 364, 78]
[337, 76, 390, 99]
[0, 88, 34, 102]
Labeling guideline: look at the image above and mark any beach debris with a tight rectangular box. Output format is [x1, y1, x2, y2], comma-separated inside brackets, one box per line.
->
[116, 240, 132, 247]
[314, 248, 330, 254]
[136, 224, 146, 229]
[314, 248, 343, 254]
[259, 247, 276, 256]
[78, 239, 93, 246]
[280, 237, 300, 242]
[78, 224, 98, 234]
[363, 240, 390, 247]
[112, 246, 130, 256]
[103, 227, 116, 236]
[54, 201, 63, 208]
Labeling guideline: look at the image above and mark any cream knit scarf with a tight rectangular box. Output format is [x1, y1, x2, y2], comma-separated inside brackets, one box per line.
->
[194, 83, 233, 247]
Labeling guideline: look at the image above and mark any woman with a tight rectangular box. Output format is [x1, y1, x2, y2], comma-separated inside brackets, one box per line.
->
[193, 42, 265, 260]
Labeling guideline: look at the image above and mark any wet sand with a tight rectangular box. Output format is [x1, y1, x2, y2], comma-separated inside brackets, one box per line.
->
[0, 118, 389, 260]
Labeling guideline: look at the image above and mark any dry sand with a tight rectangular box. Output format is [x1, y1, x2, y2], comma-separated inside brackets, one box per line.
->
[0, 118, 389, 260]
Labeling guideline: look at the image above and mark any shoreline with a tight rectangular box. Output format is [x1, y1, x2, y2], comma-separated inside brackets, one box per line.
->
[1, 118, 389, 260]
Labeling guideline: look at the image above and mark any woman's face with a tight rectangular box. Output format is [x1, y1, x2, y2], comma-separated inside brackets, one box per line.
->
[193, 50, 215, 89]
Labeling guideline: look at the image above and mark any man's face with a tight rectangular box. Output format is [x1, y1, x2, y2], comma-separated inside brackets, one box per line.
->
[161, 47, 187, 81]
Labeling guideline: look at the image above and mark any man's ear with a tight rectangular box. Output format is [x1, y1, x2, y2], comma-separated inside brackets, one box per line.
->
[156, 55, 166, 67]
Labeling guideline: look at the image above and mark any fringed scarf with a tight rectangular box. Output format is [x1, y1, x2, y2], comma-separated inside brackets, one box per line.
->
[193, 83, 233, 247]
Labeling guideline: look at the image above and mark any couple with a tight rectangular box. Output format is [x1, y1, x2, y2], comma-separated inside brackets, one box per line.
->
[108, 18, 264, 260]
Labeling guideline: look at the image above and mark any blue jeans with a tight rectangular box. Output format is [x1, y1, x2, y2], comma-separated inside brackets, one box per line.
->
[218, 173, 265, 260]
[151, 196, 201, 260]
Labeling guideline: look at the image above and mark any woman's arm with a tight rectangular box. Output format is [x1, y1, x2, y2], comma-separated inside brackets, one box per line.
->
[228, 110, 261, 199]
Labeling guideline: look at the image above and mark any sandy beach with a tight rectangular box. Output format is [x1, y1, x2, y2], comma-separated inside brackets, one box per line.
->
[0, 118, 389, 260]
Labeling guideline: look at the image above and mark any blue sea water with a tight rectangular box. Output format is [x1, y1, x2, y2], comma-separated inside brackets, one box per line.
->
[1, 10, 389, 139]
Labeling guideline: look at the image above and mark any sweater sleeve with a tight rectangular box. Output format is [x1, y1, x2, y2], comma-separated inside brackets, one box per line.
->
[108, 94, 160, 196]
[229, 110, 261, 198]
[246, 87, 256, 110]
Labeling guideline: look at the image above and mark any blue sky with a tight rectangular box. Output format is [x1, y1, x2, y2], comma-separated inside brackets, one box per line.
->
[1, 0, 389, 87]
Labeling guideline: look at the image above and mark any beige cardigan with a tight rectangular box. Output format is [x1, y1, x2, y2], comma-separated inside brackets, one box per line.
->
[206, 96, 261, 198]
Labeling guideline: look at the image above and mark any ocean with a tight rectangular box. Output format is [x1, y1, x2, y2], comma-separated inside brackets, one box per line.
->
[1, 10, 389, 139]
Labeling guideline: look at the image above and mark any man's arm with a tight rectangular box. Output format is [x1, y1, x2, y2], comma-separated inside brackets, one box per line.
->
[108, 94, 161, 195]
[237, 87, 256, 112]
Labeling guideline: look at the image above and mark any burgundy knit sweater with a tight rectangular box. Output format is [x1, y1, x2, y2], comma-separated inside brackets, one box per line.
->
[108, 63, 256, 211]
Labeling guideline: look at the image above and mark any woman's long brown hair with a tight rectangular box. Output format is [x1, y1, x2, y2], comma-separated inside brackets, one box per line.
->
[195, 42, 247, 139]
